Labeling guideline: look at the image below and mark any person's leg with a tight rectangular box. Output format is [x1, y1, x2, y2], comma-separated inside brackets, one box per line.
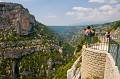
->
[86, 36, 89, 47]
[84, 36, 87, 47]
[90, 36, 93, 44]
[87, 36, 91, 47]
[89, 36, 92, 46]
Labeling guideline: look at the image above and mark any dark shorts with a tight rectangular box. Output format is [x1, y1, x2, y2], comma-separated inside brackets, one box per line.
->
[86, 36, 92, 45]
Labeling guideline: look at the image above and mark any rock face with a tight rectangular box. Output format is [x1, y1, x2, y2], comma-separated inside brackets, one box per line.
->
[0, 2, 36, 35]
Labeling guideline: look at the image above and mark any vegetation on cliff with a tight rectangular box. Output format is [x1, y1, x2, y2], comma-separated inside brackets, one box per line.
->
[0, 22, 75, 78]
[54, 36, 84, 79]
[0, 3, 75, 79]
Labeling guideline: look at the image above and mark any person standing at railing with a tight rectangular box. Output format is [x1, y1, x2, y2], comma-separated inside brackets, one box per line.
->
[84, 26, 94, 47]
[105, 31, 111, 43]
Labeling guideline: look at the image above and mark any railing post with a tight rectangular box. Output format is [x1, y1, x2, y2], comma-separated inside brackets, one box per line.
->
[115, 44, 119, 66]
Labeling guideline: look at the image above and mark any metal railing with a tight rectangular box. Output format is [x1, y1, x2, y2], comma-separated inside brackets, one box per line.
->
[108, 34, 120, 71]
[85, 33, 120, 72]
[85, 33, 109, 51]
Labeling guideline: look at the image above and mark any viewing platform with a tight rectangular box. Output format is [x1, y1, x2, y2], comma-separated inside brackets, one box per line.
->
[67, 33, 120, 79]
[81, 34, 120, 79]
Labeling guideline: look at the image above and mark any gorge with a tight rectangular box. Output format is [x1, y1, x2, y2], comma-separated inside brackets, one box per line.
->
[0, 2, 120, 79]
[0, 2, 74, 79]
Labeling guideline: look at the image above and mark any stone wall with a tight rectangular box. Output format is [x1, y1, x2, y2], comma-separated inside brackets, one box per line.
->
[67, 56, 81, 79]
[104, 53, 120, 79]
[81, 47, 120, 79]
[81, 48, 106, 79]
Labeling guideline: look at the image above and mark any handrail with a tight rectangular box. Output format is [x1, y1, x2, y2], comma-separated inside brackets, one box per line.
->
[109, 36, 120, 72]
[85, 33, 109, 51]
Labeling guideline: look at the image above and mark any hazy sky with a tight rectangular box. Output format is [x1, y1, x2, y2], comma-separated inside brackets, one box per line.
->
[0, 0, 120, 26]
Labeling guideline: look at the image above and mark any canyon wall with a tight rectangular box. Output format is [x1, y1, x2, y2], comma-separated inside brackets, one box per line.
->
[0, 2, 36, 35]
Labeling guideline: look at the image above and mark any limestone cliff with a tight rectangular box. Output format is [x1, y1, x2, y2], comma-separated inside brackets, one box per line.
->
[0, 2, 36, 35]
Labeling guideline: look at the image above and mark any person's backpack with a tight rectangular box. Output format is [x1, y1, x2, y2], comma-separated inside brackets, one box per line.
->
[92, 30, 95, 36]
[87, 31, 93, 36]
[106, 34, 110, 38]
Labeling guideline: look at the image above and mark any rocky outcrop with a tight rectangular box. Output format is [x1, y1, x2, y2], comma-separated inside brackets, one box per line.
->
[0, 2, 36, 35]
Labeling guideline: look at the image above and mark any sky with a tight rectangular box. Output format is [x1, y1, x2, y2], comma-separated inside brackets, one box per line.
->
[0, 0, 120, 26]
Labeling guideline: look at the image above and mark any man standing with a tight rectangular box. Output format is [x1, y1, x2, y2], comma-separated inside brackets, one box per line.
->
[84, 26, 93, 47]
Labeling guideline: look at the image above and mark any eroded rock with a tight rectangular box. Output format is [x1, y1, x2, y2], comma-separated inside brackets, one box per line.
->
[0, 2, 36, 35]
